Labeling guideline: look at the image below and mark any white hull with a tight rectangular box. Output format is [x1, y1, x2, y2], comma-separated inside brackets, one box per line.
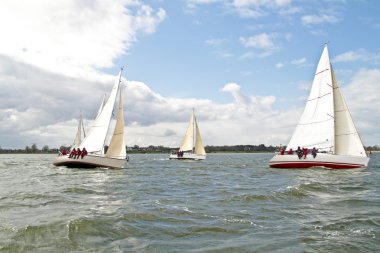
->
[169, 153, 206, 160]
[53, 154, 128, 169]
[269, 153, 369, 169]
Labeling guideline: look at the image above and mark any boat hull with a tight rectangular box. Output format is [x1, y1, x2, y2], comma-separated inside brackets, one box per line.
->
[169, 153, 206, 160]
[53, 154, 128, 169]
[269, 153, 369, 169]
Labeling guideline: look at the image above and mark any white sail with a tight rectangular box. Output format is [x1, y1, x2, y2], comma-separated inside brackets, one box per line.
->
[286, 46, 335, 153]
[95, 94, 106, 120]
[106, 91, 126, 158]
[332, 68, 366, 156]
[194, 116, 206, 155]
[179, 112, 195, 152]
[71, 114, 85, 149]
[79, 72, 121, 153]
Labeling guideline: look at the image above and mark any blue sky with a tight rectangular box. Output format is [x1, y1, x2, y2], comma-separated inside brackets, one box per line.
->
[122, 0, 379, 104]
[0, 0, 380, 149]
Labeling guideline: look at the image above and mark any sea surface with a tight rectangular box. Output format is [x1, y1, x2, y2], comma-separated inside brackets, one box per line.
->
[0, 153, 379, 253]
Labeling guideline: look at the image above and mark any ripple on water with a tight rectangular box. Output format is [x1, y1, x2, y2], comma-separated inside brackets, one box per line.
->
[0, 153, 379, 252]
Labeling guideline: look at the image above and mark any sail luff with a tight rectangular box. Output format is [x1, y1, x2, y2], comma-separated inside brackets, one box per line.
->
[194, 116, 206, 155]
[179, 112, 195, 152]
[106, 91, 126, 158]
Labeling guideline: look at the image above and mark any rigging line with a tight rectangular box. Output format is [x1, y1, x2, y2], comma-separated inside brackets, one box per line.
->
[322, 41, 330, 47]
[307, 92, 331, 102]
[315, 68, 330, 76]
[298, 118, 333, 125]
[335, 132, 358, 136]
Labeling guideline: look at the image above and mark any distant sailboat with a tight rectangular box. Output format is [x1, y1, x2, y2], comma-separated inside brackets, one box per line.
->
[169, 110, 206, 160]
[269, 45, 369, 169]
[54, 70, 128, 169]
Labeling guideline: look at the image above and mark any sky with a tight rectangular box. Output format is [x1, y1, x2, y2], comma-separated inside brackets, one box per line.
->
[1, 0, 380, 149]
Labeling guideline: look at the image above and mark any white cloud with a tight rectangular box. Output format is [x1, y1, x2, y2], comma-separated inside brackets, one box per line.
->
[239, 33, 279, 59]
[291, 57, 306, 65]
[333, 49, 380, 64]
[276, 62, 284, 68]
[301, 14, 339, 25]
[233, 0, 291, 7]
[2, 56, 378, 149]
[185, 0, 220, 12]
[232, 0, 294, 18]
[186, 0, 295, 18]
[344, 68, 380, 145]
[0, 0, 166, 80]
[334, 50, 366, 62]
[0, 58, 297, 149]
[205, 38, 226, 46]
[215, 51, 234, 59]
[240, 33, 275, 49]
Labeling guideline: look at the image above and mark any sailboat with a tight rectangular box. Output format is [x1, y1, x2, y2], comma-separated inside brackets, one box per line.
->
[169, 110, 206, 160]
[269, 45, 369, 169]
[53, 70, 128, 169]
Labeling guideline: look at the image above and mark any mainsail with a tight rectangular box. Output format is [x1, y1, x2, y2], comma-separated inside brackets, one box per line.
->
[286, 45, 366, 156]
[286, 46, 335, 152]
[179, 112, 195, 152]
[79, 71, 122, 153]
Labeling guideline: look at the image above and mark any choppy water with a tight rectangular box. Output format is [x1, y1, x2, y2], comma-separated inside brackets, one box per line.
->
[0, 153, 379, 252]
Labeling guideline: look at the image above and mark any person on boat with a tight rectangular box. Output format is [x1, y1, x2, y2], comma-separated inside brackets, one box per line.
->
[303, 147, 308, 159]
[60, 148, 68, 156]
[69, 148, 76, 158]
[75, 148, 81, 159]
[311, 147, 317, 158]
[287, 148, 293, 155]
[80, 147, 87, 159]
[296, 146, 302, 159]
[280, 147, 284, 155]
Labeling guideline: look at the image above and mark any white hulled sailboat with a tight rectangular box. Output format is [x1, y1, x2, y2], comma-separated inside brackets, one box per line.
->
[53, 70, 128, 169]
[269, 45, 369, 169]
[169, 110, 206, 160]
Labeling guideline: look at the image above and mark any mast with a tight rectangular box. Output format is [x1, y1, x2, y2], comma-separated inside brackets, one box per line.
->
[192, 108, 195, 153]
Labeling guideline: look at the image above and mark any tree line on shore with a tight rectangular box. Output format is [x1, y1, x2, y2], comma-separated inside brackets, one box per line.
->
[1, 144, 379, 154]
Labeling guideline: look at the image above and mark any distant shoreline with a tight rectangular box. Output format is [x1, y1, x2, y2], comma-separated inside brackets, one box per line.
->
[1, 144, 378, 154]
[0, 150, 274, 155]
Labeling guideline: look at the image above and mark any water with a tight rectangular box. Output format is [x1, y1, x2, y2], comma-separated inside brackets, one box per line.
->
[0, 153, 379, 252]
